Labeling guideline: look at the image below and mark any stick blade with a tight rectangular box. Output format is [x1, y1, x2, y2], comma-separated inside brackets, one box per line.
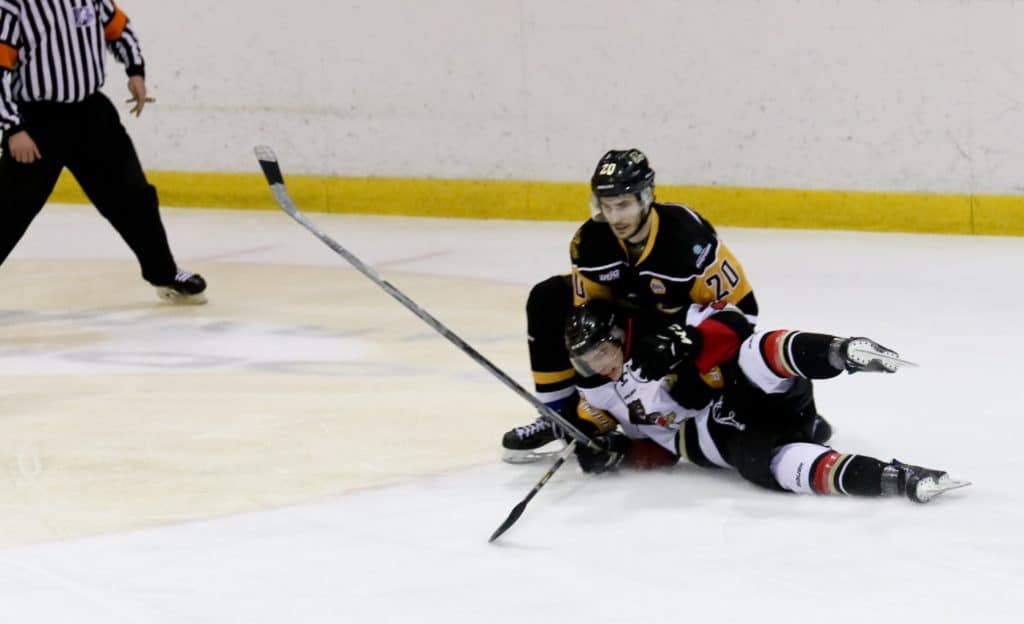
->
[254, 145, 284, 185]
[488, 500, 528, 543]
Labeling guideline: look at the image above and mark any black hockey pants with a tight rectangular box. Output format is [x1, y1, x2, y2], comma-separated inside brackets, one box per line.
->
[0, 92, 178, 285]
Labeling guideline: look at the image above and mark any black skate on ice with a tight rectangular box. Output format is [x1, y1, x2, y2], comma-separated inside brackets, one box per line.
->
[502, 416, 566, 464]
[881, 459, 971, 503]
[835, 337, 917, 374]
[155, 269, 208, 305]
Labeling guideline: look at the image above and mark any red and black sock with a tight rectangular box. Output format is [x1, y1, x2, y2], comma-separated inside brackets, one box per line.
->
[760, 331, 844, 380]
[809, 452, 887, 496]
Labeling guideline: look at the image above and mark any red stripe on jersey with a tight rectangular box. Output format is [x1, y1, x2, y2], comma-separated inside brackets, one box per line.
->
[812, 451, 841, 495]
[694, 318, 742, 374]
[762, 330, 796, 378]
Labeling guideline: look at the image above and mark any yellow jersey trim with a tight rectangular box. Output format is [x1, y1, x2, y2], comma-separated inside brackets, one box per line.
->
[634, 208, 661, 265]
[532, 369, 576, 385]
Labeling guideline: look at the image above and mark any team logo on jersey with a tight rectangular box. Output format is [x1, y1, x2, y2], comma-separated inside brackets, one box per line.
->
[74, 6, 96, 27]
[626, 399, 646, 424]
[570, 231, 581, 261]
[649, 278, 666, 294]
[652, 411, 679, 428]
[626, 399, 678, 428]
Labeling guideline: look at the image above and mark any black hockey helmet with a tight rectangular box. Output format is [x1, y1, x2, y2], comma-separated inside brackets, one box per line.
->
[590, 149, 655, 198]
[589, 149, 655, 222]
[564, 299, 626, 376]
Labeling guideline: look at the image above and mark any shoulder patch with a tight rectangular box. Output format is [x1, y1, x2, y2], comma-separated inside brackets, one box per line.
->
[570, 229, 582, 262]
[693, 242, 714, 270]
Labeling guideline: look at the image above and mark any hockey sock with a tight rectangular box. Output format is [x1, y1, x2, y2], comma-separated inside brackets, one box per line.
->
[760, 331, 844, 380]
[772, 443, 886, 497]
[810, 451, 886, 496]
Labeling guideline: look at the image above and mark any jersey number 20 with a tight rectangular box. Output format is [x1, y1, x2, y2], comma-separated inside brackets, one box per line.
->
[705, 259, 741, 300]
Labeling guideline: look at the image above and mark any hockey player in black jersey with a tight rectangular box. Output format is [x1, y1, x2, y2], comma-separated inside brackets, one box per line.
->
[560, 299, 969, 504]
[503, 148, 761, 462]
[571, 149, 757, 323]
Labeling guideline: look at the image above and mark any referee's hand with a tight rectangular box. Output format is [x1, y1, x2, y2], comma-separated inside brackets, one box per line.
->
[125, 76, 154, 117]
[8, 131, 41, 164]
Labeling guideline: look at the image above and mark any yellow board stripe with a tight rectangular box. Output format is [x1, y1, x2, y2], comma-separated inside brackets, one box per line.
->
[49, 170, 1024, 236]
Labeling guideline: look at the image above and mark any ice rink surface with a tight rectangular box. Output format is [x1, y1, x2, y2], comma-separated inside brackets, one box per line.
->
[1, 204, 1022, 623]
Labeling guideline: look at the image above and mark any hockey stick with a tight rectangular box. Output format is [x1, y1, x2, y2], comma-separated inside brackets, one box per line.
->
[252, 145, 599, 452]
[489, 439, 577, 543]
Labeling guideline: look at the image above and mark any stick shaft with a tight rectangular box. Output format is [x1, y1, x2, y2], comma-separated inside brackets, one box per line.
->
[254, 146, 598, 450]
[488, 440, 577, 542]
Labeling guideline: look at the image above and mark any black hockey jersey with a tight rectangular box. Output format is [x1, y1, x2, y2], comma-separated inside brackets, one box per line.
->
[570, 203, 757, 331]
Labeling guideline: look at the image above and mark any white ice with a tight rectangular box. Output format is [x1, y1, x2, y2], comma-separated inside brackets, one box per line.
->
[1, 204, 1022, 623]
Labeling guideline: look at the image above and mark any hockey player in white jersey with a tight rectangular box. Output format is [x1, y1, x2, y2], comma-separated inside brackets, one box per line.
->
[563, 299, 969, 503]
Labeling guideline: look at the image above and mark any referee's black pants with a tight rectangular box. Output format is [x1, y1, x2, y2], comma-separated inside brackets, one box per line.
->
[0, 91, 178, 285]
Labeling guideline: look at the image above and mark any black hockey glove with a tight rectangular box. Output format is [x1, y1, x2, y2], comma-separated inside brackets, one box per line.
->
[576, 432, 631, 474]
[630, 324, 702, 381]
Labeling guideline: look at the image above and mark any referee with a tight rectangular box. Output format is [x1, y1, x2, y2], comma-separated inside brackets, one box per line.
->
[0, 0, 206, 304]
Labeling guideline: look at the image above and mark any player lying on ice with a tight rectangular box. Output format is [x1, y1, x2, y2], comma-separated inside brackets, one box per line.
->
[562, 299, 970, 503]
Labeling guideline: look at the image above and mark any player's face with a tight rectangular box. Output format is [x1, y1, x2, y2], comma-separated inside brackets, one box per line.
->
[574, 340, 624, 380]
[598, 194, 644, 240]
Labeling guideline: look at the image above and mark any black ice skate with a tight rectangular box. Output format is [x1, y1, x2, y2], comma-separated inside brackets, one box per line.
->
[833, 337, 917, 374]
[502, 416, 566, 464]
[155, 269, 208, 305]
[881, 459, 971, 503]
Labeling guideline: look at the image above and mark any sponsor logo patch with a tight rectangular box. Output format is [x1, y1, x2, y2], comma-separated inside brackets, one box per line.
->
[695, 244, 712, 268]
[598, 269, 620, 282]
[649, 278, 666, 294]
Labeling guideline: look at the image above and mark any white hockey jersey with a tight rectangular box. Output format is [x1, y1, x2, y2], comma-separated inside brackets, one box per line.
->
[576, 302, 738, 465]
[578, 365, 703, 454]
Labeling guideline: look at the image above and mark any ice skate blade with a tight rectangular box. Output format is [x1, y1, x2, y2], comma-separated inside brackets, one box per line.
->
[502, 443, 567, 465]
[914, 476, 971, 503]
[156, 287, 208, 305]
[847, 343, 918, 372]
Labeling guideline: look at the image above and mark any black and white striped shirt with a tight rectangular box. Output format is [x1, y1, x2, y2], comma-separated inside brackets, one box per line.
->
[0, 0, 144, 131]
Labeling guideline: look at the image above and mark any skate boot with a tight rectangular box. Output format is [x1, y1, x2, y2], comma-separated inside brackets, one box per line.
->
[830, 337, 916, 373]
[155, 269, 207, 305]
[881, 459, 971, 503]
[502, 415, 565, 464]
[804, 413, 833, 445]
